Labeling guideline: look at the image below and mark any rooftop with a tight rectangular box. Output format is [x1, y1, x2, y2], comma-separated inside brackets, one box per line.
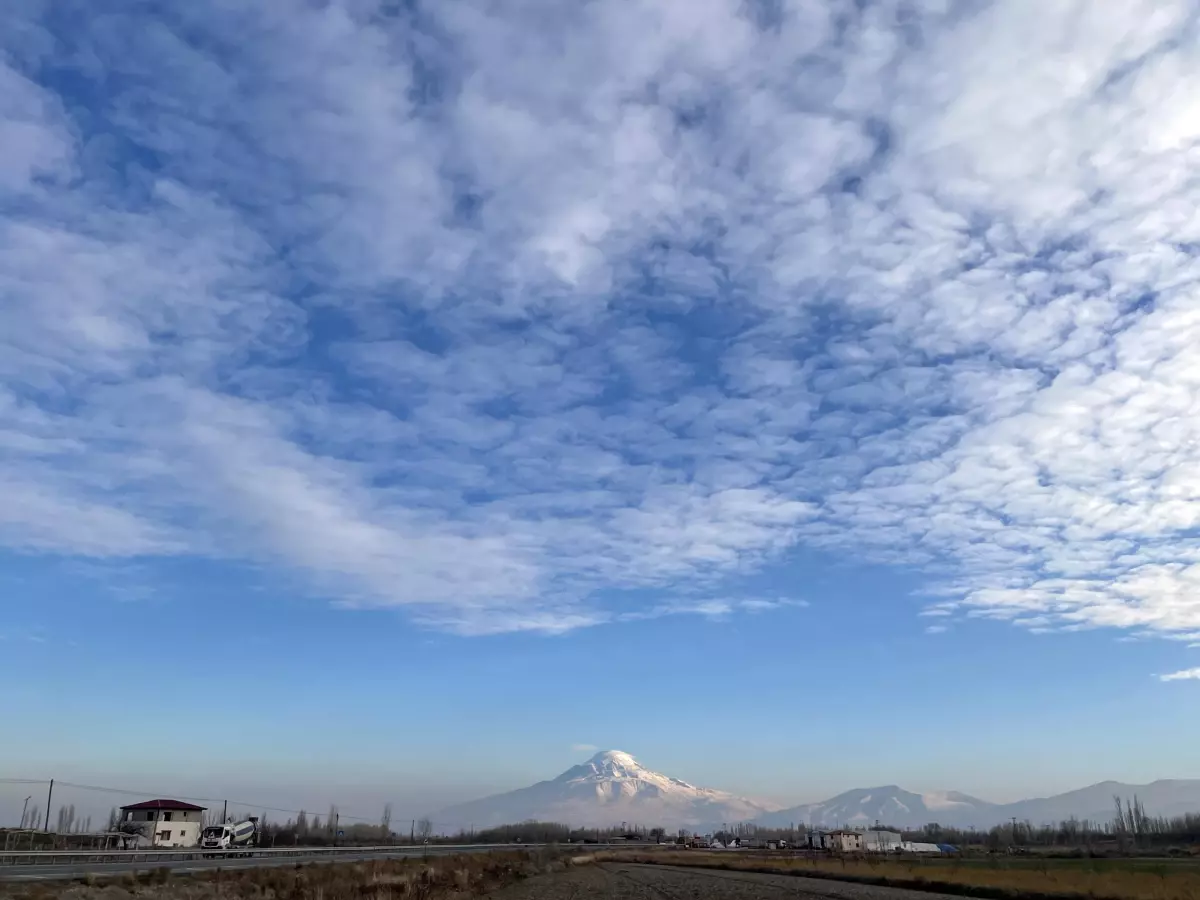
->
[119, 799, 207, 812]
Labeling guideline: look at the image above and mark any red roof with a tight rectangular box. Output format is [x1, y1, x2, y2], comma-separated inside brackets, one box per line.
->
[120, 799, 206, 811]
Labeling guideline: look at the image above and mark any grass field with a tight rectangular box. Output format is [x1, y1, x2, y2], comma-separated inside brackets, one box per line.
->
[608, 851, 1200, 900]
[0, 849, 575, 900]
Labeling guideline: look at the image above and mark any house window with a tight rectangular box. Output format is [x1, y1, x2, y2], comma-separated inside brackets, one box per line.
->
[158, 831, 171, 840]
[163, 812, 172, 822]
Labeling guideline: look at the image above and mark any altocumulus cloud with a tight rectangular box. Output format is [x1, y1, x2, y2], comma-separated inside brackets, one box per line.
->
[3, 0, 1200, 638]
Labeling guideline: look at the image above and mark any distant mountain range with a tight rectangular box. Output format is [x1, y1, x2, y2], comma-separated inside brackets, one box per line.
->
[436, 750, 778, 829]
[754, 786, 991, 829]
[756, 780, 1200, 829]
[435, 750, 1200, 832]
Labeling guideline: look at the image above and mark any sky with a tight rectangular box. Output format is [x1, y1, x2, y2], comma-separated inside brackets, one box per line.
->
[2, 0, 1200, 826]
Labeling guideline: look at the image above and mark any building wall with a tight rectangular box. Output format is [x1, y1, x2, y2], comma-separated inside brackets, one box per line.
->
[830, 832, 862, 852]
[863, 830, 902, 851]
[123, 809, 204, 848]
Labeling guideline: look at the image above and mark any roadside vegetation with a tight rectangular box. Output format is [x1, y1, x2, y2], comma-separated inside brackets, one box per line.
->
[609, 851, 1200, 900]
[0, 849, 580, 900]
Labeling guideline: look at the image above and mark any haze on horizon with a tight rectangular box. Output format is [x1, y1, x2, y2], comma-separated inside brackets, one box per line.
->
[1, 0, 1197, 818]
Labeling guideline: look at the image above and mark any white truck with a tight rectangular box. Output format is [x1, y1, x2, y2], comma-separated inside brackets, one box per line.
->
[201, 818, 259, 853]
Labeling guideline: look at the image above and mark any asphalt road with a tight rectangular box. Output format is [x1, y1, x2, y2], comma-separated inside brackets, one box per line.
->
[0, 846, 501, 883]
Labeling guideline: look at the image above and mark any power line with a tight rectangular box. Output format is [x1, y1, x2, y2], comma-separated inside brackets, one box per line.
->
[7, 777, 475, 832]
[6, 778, 387, 825]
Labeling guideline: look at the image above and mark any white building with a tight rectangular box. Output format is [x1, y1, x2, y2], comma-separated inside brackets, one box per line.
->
[827, 830, 863, 852]
[120, 799, 206, 848]
[863, 830, 902, 852]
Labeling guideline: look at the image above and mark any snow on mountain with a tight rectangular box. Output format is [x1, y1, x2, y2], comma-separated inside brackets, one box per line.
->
[756, 781, 1200, 829]
[434, 753, 1200, 833]
[754, 785, 993, 829]
[435, 750, 777, 830]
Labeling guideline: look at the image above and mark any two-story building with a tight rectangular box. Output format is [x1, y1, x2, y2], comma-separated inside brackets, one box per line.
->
[827, 829, 863, 852]
[120, 799, 206, 848]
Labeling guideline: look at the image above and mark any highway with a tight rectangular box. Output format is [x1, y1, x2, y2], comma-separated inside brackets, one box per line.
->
[0, 844, 548, 883]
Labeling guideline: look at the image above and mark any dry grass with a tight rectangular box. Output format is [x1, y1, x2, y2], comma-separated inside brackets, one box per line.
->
[606, 851, 1200, 900]
[1, 850, 572, 900]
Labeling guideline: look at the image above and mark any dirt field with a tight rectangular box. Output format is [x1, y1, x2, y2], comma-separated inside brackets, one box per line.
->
[606, 852, 1200, 900]
[482, 862, 981, 900]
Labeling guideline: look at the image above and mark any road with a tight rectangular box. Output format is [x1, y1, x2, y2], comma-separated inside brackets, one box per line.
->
[0, 846, 498, 883]
[481, 863, 983, 900]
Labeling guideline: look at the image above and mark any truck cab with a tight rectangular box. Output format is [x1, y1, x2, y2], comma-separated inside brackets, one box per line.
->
[201, 819, 259, 853]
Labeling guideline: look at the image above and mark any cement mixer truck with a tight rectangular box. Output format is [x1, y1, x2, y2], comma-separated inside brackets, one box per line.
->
[201, 818, 259, 854]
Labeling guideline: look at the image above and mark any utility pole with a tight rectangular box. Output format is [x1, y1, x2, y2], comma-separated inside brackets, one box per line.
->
[223, 800, 228, 824]
[20, 797, 31, 829]
[411, 819, 415, 844]
[43, 780, 54, 832]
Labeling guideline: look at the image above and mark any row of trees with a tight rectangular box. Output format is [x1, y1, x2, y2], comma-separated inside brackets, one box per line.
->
[14, 803, 95, 834]
[871, 795, 1200, 852]
[445, 822, 658, 844]
[1112, 796, 1200, 849]
[252, 807, 436, 847]
[17, 793, 1198, 853]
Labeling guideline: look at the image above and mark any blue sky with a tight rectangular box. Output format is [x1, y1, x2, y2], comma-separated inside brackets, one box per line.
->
[2, 0, 1200, 823]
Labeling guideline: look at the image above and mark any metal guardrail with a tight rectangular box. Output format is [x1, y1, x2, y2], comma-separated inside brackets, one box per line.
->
[0, 842, 636, 868]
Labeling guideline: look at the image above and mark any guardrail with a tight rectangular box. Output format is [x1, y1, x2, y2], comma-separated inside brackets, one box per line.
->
[0, 842, 634, 868]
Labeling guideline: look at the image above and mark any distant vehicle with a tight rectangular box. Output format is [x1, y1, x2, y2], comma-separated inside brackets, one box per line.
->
[201, 818, 259, 853]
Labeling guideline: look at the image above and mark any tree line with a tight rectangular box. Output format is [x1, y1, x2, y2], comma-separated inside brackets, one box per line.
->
[869, 795, 1200, 852]
[13, 793, 1199, 853]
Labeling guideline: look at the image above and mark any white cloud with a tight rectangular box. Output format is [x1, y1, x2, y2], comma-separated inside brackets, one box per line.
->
[1158, 668, 1200, 683]
[925, 625, 949, 635]
[571, 744, 599, 753]
[621, 596, 803, 623]
[2, 1, 1200, 639]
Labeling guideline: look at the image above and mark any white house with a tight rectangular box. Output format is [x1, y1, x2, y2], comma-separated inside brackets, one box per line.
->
[827, 830, 863, 852]
[120, 799, 206, 848]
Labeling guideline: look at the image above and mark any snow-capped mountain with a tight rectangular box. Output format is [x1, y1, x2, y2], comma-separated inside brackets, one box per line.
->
[755, 780, 1200, 829]
[754, 785, 992, 829]
[435, 750, 778, 830]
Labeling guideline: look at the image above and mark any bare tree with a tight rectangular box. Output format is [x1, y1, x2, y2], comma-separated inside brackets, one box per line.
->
[416, 817, 433, 841]
[115, 820, 147, 849]
[55, 805, 77, 834]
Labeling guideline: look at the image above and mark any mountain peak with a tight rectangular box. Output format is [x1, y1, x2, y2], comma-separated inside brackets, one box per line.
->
[439, 749, 775, 829]
[588, 749, 638, 765]
[578, 749, 645, 780]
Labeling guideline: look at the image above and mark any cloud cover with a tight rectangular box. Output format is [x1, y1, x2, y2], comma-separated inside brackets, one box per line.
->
[3, 0, 1200, 637]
